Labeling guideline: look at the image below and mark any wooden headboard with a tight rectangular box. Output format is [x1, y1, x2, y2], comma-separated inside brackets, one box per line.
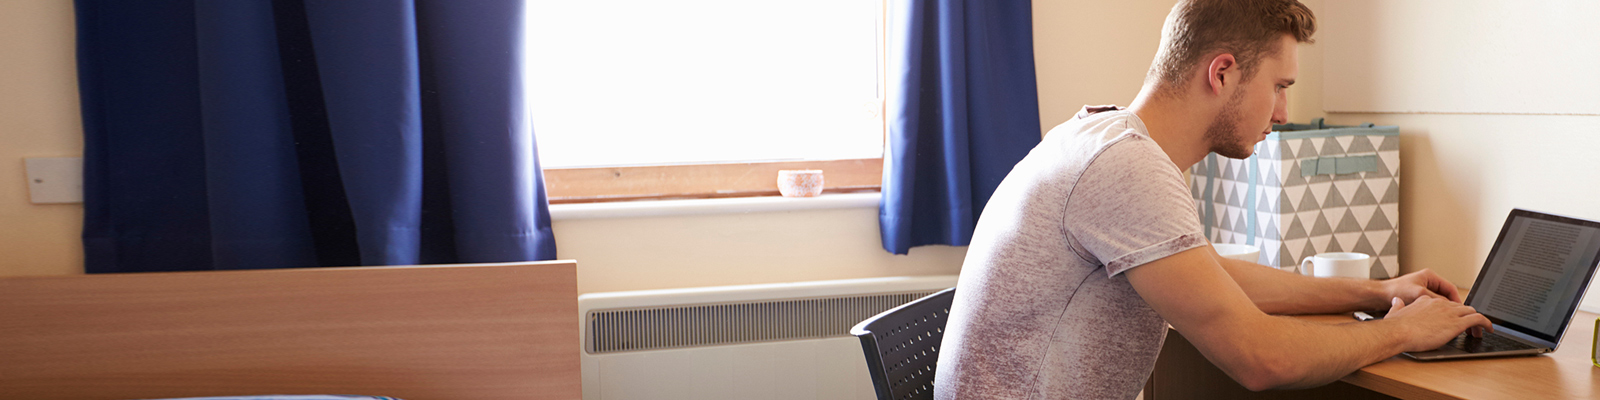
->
[0, 261, 579, 400]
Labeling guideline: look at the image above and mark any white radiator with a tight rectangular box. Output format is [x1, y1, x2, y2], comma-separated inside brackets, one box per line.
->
[578, 275, 959, 400]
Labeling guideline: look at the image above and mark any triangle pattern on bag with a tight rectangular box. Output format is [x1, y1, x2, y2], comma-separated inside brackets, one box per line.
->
[1367, 157, 1393, 178]
[1321, 136, 1346, 156]
[1280, 245, 1297, 270]
[1298, 188, 1321, 212]
[1346, 135, 1376, 153]
[1323, 184, 1348, 208]
[1300, 241, 1319, 267]
[1370, 258, 1390, 279]
[1379, 135, 1400, 151]
[1311, 213, 1334, 237]
[1335, 209, 1365, 233]
[1366, 208, 1394, 231]
[1284, 217, 1309, 240]
[1283, 160, 1307, 186]
[1380, 180, 1400, 204]
[1356, 181, 1383, 206]
[1297, 139, 1318, 162]
[1352, 235, 1378, 258]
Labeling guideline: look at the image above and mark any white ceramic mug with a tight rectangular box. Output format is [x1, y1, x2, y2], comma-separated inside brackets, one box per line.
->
[1213, 243, 1261, 263]
[1299, 252, 1374, 278]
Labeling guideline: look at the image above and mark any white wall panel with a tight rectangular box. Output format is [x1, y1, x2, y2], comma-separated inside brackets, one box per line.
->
[1323, 0, 1600, 115]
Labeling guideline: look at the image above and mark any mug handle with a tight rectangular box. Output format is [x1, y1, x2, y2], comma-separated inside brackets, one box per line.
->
[1299, 257, 1315, 276]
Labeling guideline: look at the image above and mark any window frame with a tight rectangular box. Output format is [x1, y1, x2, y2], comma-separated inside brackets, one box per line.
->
[539, 0, 888, 204]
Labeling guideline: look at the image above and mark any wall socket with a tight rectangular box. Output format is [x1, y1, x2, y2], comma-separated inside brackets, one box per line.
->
[25, 157, 83, 204]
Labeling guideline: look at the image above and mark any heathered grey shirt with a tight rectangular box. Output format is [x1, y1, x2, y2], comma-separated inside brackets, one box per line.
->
[935, 106, 1209, 400]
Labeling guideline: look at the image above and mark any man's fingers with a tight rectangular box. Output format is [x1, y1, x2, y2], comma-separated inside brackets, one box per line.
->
[1390, 296, 1405, 311]
[1467, 314, 1493, 336]
[1436, 282, 1462, 303]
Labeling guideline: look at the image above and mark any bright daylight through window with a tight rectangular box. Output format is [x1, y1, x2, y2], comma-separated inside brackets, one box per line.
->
[524, 0, 884, 202]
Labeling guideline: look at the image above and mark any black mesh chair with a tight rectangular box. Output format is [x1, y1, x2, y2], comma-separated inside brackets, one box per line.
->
[849, 287, 955, 400]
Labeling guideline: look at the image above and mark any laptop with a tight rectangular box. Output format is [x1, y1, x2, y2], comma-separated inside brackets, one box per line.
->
[1401, 208, 1600, 360]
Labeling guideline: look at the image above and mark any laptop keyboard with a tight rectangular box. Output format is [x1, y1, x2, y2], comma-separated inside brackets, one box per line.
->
[1446, 331, 1539, 353]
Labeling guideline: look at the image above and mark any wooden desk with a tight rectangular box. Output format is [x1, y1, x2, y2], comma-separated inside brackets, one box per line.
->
[0, 262, 581, 400]
[1146, 311, 1600, 400]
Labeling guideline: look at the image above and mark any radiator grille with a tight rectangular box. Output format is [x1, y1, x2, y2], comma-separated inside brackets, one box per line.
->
[586, 290, 939, 354]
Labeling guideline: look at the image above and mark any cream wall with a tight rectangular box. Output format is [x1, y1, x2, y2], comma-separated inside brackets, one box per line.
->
[556, 206, 967, 294]
[1034, 0, 1327, 129]
[0, 0, 82, 277]
[1032, 0, 1173, 130]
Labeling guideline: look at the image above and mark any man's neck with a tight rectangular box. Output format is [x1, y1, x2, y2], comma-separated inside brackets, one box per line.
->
[1127, 85, 1212, 170]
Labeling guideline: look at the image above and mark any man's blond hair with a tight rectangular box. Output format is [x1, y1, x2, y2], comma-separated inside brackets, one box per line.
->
[1148, 0, 1316, 96]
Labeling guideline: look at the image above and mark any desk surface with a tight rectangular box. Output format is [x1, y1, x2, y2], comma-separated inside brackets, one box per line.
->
[1299, 310, 1600, 400]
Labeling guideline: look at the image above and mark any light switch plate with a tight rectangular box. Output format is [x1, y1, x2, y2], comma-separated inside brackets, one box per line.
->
[25, 157, 83, 204]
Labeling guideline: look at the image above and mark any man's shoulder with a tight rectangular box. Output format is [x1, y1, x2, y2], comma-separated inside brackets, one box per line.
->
[1019, 107, 1170, 191]
[1045, 106, 1151, 147]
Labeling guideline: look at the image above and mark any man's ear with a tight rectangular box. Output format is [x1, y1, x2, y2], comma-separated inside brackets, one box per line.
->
[1205, 53, 1237, 97]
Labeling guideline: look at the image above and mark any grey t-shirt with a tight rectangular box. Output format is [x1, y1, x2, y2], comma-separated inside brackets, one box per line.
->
[934, 106, 1208, 400]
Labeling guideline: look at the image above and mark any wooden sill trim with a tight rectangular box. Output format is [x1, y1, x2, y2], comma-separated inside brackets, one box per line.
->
[544, 158, 883, 204]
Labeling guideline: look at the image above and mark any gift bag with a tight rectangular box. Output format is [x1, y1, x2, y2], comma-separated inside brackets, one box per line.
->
[1190, 118, 1400, 279]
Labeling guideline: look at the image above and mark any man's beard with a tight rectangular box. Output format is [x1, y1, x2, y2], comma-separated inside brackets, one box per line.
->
[1202, 89, 1256, 159]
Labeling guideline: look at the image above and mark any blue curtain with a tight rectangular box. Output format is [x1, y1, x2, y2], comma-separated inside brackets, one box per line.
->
[76, 0, 556, 273]
[880, 0, 1042, 255]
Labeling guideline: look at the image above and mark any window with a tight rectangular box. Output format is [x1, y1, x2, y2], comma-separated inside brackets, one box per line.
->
[524, 0, 885, 203]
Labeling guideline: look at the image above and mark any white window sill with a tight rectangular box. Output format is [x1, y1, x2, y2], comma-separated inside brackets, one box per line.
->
[549, 192, 882, 221]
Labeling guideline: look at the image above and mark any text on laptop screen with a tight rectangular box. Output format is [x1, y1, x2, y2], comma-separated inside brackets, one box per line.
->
[1468, 215, 1600, 337]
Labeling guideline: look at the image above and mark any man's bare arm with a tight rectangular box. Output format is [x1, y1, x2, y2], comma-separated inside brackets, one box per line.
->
[1206, 246, 1461, 315]
[1125, 247, 1490, 390]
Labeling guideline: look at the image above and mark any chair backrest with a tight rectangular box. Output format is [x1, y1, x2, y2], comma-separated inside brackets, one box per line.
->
[849, 287, 955, 400]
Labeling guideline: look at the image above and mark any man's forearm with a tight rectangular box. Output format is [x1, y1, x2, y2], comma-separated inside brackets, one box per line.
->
[1255, 316, 1410, 389]
[1194, 311, 1410, 391]
[1218, 257, 1387, 314]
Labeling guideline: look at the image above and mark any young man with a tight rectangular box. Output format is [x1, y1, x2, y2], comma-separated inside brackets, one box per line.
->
[934, 1, 1493, 399]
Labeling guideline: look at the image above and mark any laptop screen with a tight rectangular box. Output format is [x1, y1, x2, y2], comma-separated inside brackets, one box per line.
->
[1466, 209, 1600, 343]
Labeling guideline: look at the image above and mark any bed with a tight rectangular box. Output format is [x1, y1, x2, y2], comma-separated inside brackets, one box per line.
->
[0, 261, 580, 400]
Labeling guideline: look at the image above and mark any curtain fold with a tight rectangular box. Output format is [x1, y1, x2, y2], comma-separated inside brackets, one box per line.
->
[76, 0, 556, 273]
[880, 0, 1042, 255]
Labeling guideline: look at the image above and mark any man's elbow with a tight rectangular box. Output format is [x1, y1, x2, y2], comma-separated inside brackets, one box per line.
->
[1230, 351, 1300, 391]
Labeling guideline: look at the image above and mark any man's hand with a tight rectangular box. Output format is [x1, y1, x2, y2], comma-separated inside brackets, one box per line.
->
[1379, 269, 1461, 304]
[1383, 296, 1493, 352]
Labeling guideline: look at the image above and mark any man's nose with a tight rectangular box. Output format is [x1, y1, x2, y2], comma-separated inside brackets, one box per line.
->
[1271, 99, 1289, 125]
